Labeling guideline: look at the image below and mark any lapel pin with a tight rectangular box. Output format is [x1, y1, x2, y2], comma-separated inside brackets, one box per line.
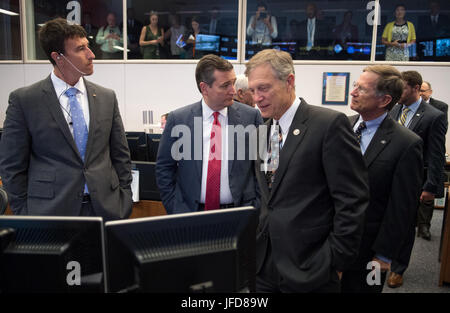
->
[381, 140, 387, 144]
[93, 94, 96, 97]
[416, 113, 420, 116]
[293, 129, 300, 135]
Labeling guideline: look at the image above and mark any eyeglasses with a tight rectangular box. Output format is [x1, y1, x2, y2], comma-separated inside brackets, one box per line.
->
[420, 89, 431, 92]
[352, 81, 370, 95]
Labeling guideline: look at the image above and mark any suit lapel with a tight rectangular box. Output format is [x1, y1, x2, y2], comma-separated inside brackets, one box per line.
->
[408, 101, 425, 131]
[190, 101, 203, 181]
[269, 100, 308, 198]
[227, 103, 241, 177]
[256, 119, 272, 199]
[363, 116, 392, 167]
[41, 76, 82, 162]
[84, 79, 97, 163]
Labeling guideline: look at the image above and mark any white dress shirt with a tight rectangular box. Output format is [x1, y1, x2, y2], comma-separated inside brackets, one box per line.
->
[200, 99, 233, 204]
[51, 71, 90, 136]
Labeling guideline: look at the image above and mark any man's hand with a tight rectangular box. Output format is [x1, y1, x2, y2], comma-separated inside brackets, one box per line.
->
[420, 190, 435, 202]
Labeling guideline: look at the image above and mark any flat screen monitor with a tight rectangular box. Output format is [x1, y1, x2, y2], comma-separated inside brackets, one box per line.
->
[126, 131, 148, 161]
[0, 216, 106, 292]
[195, 34, 220, 52]
[436, 38, 450, 57]
[146, 133, 161, 163]
[131, 161, 161, 201]
[105, 206, 257, 293]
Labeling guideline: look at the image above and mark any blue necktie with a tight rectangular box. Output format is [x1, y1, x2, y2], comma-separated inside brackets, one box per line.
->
[66, 87, 89, 193]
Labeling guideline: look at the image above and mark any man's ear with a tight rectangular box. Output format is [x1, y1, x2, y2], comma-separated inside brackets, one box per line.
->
[51, 51, 61, 64]
[199, 81, 209, 95]
[379, 94, 392, 110]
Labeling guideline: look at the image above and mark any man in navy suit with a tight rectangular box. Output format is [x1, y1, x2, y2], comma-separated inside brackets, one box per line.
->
[387, 70, 447, 288]
[342, 65, 423, 293]
[156, 54, 263, 214]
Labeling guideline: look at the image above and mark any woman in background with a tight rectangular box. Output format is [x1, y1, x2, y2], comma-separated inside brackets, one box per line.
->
[382, 4, 416, 61]
[140, 11, 165, 59]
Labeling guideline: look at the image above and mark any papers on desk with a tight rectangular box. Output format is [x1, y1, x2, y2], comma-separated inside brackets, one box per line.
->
[131, 170, 139, 202]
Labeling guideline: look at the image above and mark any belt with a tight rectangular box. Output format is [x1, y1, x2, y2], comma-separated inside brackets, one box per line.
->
[198, 203, 234, 210]
[82, 194, 91, 203]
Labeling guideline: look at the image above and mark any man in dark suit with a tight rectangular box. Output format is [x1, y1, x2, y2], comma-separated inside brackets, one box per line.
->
[387, 70, 447, 288]
[420, 81, 448, 130]
[342, 65, 423, 293]
[297, 2, 330, 59]
[245, 49, 369, 292]
[156, 54, 262, 214]
[418, 0, 450, 39]
[0, 18, 132, 221]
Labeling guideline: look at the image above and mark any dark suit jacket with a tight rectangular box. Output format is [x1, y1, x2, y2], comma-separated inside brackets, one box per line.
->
[0, 76, 133, 221]
[297, 19, 330, 48]
[347, 115, 423, 267]
[429, 97, 449, 132]
[418, 14, 450, 39]
[255, 99, 369, 292]
[389, 101, 447, 197]
[155, 100, 263, 214]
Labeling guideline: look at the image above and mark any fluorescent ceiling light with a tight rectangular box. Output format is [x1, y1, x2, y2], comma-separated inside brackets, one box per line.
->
[0, 8, 19, 16]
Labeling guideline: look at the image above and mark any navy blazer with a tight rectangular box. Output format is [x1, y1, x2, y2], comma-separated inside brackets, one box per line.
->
[389, 100, 447, 197]
[155, 100, 263, 214]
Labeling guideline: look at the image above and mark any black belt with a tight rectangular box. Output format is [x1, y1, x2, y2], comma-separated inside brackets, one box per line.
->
[82, 194, 91, 203]
[198, 203, 234, 210]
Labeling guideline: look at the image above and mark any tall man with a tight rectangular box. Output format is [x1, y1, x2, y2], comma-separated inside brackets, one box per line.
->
[156, 54, 262, 214]
[246, 49, 369, 292]
[342, 65, 423, 293]
[388, 70, 447, 287]
[0, 18, 133, 221]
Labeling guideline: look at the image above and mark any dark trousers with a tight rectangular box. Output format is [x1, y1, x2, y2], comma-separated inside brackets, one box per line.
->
[256, 241, 340, 293]
[391, 218, 417, 275]
[417, 199, 434, 229]
[341, 268, 387, 293]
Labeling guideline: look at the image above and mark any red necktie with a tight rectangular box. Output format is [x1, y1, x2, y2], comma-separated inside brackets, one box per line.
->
[205, 112, 221, 210]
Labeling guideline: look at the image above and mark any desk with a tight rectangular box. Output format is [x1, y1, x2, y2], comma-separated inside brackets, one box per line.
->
[4, 201, 166, 218]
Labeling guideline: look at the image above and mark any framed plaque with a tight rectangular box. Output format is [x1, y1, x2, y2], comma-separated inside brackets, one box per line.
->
[322, 72, 350, 105]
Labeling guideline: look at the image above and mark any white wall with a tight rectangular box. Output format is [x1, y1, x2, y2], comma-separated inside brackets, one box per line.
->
[1, 62, 450, 149]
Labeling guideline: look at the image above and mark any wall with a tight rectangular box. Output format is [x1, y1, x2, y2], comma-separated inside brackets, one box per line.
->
[0, 62, 449, 149]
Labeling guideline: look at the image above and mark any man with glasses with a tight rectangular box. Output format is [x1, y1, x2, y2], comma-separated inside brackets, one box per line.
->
[420, 81, 448, 130]
[342, 65, 423, 293]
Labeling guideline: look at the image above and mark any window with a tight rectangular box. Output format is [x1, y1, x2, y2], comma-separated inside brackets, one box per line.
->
[125, 0, 239, 60]
[245, 0, 374, 61]
[377, 0, 450, 62]
[25, 0, 124, 60]
[0, 0, 21, 60]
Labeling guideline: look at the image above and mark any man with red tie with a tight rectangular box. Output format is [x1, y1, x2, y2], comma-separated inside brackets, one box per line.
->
[156, 54, 263, 214]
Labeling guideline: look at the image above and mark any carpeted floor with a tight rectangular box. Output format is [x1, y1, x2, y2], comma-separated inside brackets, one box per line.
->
[383, 209, 450, 293]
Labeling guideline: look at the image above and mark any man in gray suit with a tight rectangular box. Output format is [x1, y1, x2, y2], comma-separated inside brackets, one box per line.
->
[0, 18, 132, 221]
[156, 54, 262, 214]
[246, 49, 369, 292]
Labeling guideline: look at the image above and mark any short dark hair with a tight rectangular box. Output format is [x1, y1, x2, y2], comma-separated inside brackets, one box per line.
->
[395, 4, 406, 11]
[402, 71, 423, 89]
[195, 54, 233, 93]
[39, 18, 87, 66]
[363, 65, 404, 111]
[257, 2, 268, 10]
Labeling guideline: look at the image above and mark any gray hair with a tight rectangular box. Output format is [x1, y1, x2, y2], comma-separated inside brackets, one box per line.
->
[234, 74, 249, 91]
[245, 49, 295, 82]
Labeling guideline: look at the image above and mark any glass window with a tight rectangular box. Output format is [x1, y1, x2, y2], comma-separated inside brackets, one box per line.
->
[245, 0, 374, 61]
[126, 0, 239, 60]
[25, 0, 124, 60]
[0, 0, 21, 60]
[377, 1, 450, 62]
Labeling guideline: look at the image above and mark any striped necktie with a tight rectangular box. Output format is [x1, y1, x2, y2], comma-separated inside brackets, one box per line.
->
[398, 107, 410, 126]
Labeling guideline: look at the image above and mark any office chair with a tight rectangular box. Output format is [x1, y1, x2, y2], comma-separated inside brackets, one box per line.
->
[0, 187, 8, 215]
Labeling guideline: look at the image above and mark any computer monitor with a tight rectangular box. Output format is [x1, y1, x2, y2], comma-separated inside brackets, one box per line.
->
[146, 133, 161, 163]
[105, 206, 257, 293]
[131, 161, 161, 201]
[126, 131, 148, 161]
[195, 34, 221, 52]
[0, 216, 106, 292]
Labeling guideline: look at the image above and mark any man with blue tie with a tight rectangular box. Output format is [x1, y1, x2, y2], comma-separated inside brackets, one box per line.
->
[343, 65, 423, 293]
[0, 18, 133, 221]
[387, 70, 447, 287]
[156, 54, 262, 214]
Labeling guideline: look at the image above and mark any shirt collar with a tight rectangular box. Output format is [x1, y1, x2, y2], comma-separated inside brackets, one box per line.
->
[201, 98, 228, 121]
[51, 70, 86, 97]
[357, 112, 387, 131]
[274, 97, 301, 134]
[403, 97, 422, 114]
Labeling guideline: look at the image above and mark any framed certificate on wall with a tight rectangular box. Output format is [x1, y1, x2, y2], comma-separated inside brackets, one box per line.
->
[322, 72, 350, 105]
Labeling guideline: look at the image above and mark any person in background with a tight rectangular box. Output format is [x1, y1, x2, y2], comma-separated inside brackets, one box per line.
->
[96, 12, 124, 59]
[164, 14, 186, 59]
[0, 18, 132, 221]
[420, 81, 448, 130]
[332, 10, 358, 54]
[160, 113, 168, 129]
[247, 2, 278, 46]
[342, 65, 423, 293]
[140, 11, 164, 59]
[382, 4, 416, 61]
[121, 8, 143, 59]
[184, 16, 204, 59]
[233, 74, 255, 107]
